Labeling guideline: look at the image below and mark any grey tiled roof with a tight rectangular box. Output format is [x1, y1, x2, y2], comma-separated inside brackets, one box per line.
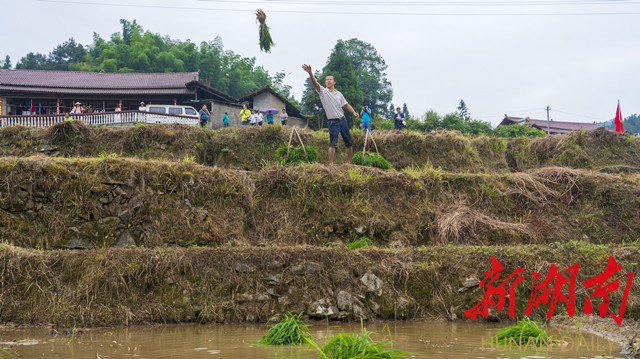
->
[502, 115, 603, 133]
[0, 69, 198, 94]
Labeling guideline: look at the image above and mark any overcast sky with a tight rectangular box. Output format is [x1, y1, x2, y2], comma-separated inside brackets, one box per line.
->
[2, 0, 639, 126]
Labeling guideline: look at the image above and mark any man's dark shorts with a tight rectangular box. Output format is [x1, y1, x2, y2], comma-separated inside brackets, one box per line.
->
[328, 117, 353, 148]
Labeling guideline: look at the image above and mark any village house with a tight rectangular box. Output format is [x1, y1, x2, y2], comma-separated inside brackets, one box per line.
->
[0, 69, 306, 128]
[500, 115, 604, 135]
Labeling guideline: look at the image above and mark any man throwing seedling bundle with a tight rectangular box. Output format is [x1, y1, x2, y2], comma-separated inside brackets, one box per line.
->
[302, 64, 359, 165]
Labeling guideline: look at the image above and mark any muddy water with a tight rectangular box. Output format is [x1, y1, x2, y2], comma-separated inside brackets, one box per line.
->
[0, 321, 623, 359]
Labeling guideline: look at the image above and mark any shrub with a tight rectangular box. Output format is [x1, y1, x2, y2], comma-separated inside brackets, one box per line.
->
[493, 124, 547, 138]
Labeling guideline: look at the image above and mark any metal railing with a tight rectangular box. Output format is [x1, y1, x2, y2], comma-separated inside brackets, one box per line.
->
[0, 111, 199, 127]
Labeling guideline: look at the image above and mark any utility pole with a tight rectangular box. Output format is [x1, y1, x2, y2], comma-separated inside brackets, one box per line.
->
[545, 106, 551, 135]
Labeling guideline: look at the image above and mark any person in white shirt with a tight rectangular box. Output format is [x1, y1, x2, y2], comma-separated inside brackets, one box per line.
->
[249, 110, 258, 125]
[70, 102, 83, 114]
[115, 104, 122, 122]
[279, 109, 288, 126]
[302, 64, 359, 165]
[256, 110, 264, 126]
[138, 102, 147, 123]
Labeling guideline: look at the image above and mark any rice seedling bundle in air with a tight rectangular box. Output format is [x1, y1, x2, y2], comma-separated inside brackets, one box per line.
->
[318, 329, 406, 359]
[255, 9, 274, 53]
[257, 312, 310, 345]
[492, 317, 555, 346]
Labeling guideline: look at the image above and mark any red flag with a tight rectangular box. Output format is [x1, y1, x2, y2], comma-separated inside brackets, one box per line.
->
[614, 101, 624, 133]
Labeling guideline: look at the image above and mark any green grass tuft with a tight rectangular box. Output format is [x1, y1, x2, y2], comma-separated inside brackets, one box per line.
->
[352, 152, 391, 170]
[492, 317, 555, 346]
[347, 236, 372, 250]
[275, 145, 319, 165]
[257, 312, 310, 345]
[317, 328, 406, 359]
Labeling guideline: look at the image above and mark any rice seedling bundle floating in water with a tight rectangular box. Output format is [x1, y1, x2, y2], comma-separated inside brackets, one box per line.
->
[491, 317, 555, 346]
[257, 312, 310, 345]
[319, 329, 407, 359]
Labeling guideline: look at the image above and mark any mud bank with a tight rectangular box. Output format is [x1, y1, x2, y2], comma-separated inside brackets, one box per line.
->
[0, 243, 638, 327]
[0, 157, 638, 249]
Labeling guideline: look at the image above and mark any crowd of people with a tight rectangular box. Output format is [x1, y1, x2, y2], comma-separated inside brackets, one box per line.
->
[238, 103, 289, 127]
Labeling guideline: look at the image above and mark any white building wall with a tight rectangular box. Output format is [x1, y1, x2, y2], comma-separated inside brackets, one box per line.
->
[252, 93, 285, 113]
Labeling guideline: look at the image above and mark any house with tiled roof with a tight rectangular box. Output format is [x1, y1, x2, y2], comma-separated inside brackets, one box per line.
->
[500, 115, 604, 135]
[0, 69, 306, 128]
[237, 86, 308, 128]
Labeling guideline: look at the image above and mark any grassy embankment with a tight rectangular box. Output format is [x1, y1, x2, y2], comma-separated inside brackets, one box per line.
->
[0, 123, 638, 330]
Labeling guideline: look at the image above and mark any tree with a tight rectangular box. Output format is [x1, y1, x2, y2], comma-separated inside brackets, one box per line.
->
[16, 52, 48, 69]
[402, 103, 410, 119]
[301, 72, 324, 130]
[48, 38, 87, 70]
[338, 39, 393, 115]
[623, 114, 640, 134]
[597, 113, 640, 134]
[11, 19, 300, 107]
[271, 71, 293, 100]
[302, 41, 364, 129]
[302, 38, 393, 126]
[324, 42, 363, 126]
[1, 55, 11, 69]
[457, 99, 469, 119]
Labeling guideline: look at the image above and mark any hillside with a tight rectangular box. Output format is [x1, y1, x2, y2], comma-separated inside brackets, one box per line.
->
[0, 123, 638, 334]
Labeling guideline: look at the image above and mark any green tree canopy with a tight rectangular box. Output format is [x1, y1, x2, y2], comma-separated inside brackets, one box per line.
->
[399, 109, 492, 135]
[302, 39, 393, 129]
[596, 113, 639, 134]
[622, 114, 640, 134]
[302, 42, 364, 129]
[457, 99, 469, 119]
[1, 55, 11, 69]
[493, 123, 547, 138]
[14, 19, 294, 101]
[339, 39, 393, 115]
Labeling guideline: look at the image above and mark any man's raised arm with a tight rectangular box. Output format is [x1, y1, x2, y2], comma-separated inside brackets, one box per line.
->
[302, 64, 321, 93]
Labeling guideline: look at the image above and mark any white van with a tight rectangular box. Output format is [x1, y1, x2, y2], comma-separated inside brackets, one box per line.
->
[147, 105, 199, 118]
[145, 105, 200, 125]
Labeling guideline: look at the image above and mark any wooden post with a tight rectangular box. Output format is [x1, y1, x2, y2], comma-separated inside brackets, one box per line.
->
[56, 98, 60, 114]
